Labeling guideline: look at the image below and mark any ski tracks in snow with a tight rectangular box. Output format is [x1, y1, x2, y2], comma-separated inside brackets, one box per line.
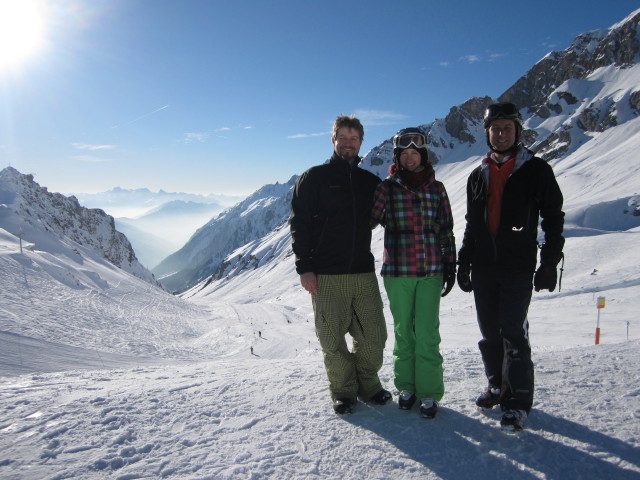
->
[1, 343, 639, 480]
[0, 359, 337, 479]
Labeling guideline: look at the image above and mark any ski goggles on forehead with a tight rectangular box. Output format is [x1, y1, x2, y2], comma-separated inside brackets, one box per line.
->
[394, 133, 427, 149]
[485, 103, 518, 118]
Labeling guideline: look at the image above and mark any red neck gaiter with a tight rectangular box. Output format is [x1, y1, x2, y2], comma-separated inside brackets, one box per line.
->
[486, 156, 515, 236]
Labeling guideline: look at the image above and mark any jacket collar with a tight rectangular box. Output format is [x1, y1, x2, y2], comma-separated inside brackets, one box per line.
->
[330, 152, 361, 170]
[481, 144, 533, 181]
[391, 165, 435, 190]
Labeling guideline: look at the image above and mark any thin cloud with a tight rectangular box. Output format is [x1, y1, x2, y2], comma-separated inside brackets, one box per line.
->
[455, 52, 507, 65]
[287, 131, 330, 139]
[214, 125, 253, 132]
[212, 127, 231, 139]
[73, 155, 108, 163]
[288, 110, 407, 139]
[461, 54, 481, 64]
[72, 143, 116, 151]
[184, 132, 209, 143]
[353, 109, 407, 126]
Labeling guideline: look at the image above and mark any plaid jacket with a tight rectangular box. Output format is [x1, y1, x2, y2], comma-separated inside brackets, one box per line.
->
[371, 171, 456, 277]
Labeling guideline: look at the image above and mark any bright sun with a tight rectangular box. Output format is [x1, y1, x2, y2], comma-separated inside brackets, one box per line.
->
[0, 1, 46, 71]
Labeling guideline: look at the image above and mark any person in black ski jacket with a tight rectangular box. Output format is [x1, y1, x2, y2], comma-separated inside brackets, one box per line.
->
[290, 114, 390, 415]
[457, 102, 565, 431]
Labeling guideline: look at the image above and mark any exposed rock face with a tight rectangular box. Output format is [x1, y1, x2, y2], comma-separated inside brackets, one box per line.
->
[630, 90, 640, 112]
[535, 128, 573, 160]
[444, 96, 493, 144]
[500, 11, 640, 111]
[495, 10, 640, 159]
[0, 167, 157, 284]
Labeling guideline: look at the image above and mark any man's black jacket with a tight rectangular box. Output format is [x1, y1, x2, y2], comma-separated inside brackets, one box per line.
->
[290, 154, 381, 275]
[458, 148, 565, 272]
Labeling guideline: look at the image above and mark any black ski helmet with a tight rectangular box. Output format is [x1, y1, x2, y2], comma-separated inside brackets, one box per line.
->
[484, 102, 523, 153]
[392, 127, 429, 167]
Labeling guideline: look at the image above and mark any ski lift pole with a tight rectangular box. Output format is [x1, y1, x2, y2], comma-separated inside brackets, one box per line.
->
[595, 296, 605, 345]
[18, 227, 23, 254]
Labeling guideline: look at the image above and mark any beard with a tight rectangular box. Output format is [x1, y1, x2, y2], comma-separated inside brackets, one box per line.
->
[337, 147, 358, 163]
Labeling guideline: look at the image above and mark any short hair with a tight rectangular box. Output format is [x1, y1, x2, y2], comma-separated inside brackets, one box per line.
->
[332, 115, 364, 141]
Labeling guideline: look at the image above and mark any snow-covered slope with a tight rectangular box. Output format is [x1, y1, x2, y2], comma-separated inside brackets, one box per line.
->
[0, 167, 156, 284]
[153, 176, 297, 293]
[1, 340, 638, 479]
[1, 212, 639, 478]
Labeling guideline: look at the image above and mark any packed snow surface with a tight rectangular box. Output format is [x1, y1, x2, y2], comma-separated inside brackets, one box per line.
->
[0, 223, 639, 479]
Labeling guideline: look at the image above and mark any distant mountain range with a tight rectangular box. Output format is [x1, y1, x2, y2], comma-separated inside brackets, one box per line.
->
[73, 187, 242, 218]
[73, 188, 245, 269]
[152, 176, 298, 292]
[114, 201, 227, 268]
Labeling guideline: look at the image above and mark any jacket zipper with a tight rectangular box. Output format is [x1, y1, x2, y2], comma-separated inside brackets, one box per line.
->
[348, 169, 356, 273]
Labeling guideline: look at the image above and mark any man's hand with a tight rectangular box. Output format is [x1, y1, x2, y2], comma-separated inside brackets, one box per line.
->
[457, 264, 473, 293]
[534, 264, 557, 292]
[300, 272, 318, 295]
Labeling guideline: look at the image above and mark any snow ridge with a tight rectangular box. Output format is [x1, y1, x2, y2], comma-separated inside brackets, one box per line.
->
[0, 167, 156, 284]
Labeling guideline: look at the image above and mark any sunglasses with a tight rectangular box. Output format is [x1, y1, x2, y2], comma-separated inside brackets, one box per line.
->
[395, 133, 427, 149]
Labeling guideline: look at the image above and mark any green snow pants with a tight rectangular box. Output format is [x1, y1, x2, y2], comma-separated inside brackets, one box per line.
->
[384, 275, 444, 401]
[312, 272, 388, 403]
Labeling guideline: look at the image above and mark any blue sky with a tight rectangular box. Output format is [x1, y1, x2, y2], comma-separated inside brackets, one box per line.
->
[1, 0, 638, 196]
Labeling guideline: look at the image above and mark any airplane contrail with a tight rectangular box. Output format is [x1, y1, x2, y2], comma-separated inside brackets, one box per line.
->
[117, 105, 170, 127]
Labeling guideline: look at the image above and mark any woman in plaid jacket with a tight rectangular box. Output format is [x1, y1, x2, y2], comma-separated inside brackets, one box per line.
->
[371, 128, 456, 419]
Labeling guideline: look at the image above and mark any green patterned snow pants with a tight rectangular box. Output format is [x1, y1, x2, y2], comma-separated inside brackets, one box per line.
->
[312, 272, 388, 402]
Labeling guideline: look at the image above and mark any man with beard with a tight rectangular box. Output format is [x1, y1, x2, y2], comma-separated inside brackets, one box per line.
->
[290, 114, 390, 414]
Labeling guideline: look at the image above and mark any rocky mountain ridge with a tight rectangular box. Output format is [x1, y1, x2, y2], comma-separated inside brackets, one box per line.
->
[0, 166, 157, 285]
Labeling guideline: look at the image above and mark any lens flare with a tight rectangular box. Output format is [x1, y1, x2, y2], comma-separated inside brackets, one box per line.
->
[0, 0, 46, 71]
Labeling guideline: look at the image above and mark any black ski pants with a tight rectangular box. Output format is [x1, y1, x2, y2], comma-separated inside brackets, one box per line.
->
[472, 265, 534, 413]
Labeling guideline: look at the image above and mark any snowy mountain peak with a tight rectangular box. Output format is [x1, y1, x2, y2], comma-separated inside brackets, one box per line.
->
[363, 11, 640, 177]
[0, 166, 157, 284]
[501, 10, 639, 134]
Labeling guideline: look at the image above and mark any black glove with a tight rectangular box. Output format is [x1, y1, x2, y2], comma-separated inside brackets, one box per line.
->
[534, 264, 557, 292]
[441, 263, 456, 297]
[457, 264, 473, 293]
